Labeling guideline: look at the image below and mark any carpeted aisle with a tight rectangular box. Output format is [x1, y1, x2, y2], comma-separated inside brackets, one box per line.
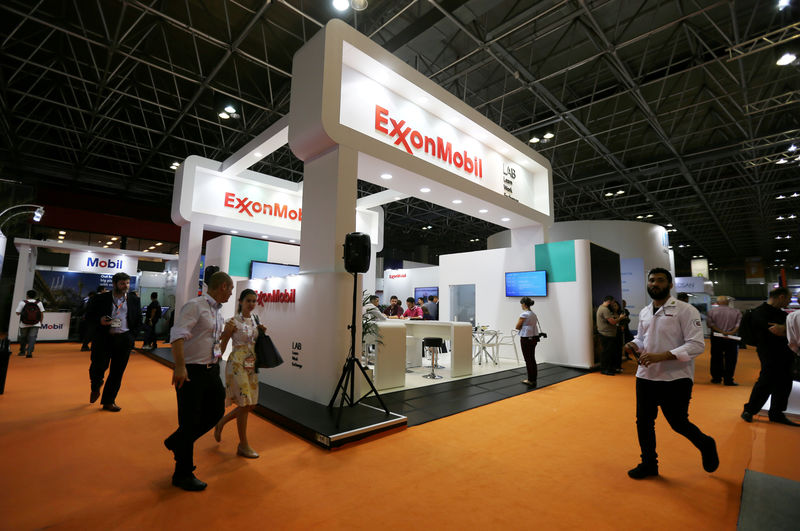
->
[1, 342, 799, 530]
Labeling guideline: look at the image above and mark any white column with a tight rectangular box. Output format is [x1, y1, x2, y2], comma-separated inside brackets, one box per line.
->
[175, 222, 204, 312]
[8, 244, 36, 342]
[298, 145, 358, 273]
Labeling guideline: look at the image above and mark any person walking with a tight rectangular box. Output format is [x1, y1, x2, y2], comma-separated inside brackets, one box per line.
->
[213, 288, 266, 458]
[142, 292, 162, 349]
[624, 268, 719, 479]
[16, 290, 45, 358]
[86, 273, 141, 411]
[164, 271, 233, 491]
[706, 295, 741, 385]
[515, 296, 540, 387]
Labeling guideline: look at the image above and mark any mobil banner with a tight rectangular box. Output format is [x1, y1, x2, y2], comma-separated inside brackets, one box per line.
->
[68, 251, 138, 276]
[37, 312, 71, 341]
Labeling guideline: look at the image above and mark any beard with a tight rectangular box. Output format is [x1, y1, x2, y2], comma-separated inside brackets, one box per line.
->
[647, 285, 670, 300]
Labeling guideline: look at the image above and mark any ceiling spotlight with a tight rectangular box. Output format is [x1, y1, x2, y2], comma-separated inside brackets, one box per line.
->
[479, 209, 488, 213]
[529, 137, 540, 143]
[380, 173, 392, 180]
[58, 235, 65, 240]
[790, 214, 797, 219]
[604, 192, 614, 197]
[218, 112, 230, 119]
[230, 230, 238, 234]
[142, 248, 148, 252]
[427, 225, 432, 229]
[105, 241, 113, 245]
[778, 0, 791, 9]
[350, 0, 368, 10]
[787, 235, 793, 238]
[666, 223, 673, 227]
[58, 230, 66, 235]
[777, 215, 785, 220]
[420, 187, 431, 193]
[33, 207, 44, 222]
[793, 193, 800, 198]
[289, 239, 296, 243]
[776, 236, 783, 239]
[57, 240, 63, 244]
[616, 190, 625, 195]
[789, 144, 798, 152]
[646, 214, 653, 218]
[679, 244, 685, 248]
[777, 52, 796, 66]
[104, 245, 110, 249]
[501, 217, 511, 222]
[777, 194, 787, 199]
[149, 246, 156, 250]
[452, 199, 462, 204]
[543, 132, 554, 139]
[155, 242, 162, 246]
[332, 0, 349, 10]
[224, 105, 236, 114]
[777, 158, 788, 164]
[636, 215, 644, 219]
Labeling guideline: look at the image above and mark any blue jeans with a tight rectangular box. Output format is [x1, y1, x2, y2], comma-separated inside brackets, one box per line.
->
[18, 326, 39, 356]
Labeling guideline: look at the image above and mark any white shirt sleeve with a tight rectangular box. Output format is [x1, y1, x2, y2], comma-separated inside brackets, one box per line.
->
[670, 306, 705, 362]
[787, 312, 800, 353]
[169, 300, 199, 343]
[15, 301, 24, 314]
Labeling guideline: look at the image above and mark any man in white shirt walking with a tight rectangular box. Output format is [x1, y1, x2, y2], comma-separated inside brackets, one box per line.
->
[16, 290, 45, 358]
[623, 268, 719, 479]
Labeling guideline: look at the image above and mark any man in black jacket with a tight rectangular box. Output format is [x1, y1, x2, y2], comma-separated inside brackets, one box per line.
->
[86, 272, 142, 412]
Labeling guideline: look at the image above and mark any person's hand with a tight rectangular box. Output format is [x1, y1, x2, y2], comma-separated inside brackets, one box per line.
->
[623, 341, 640, 359]
[257, 324, 267, 333]
[768, 323, 786, 336]
[100, 316, 112, 326]
[638, 352, 668, 367]
[224, 321, 237, 334]
[172, 364, 189, 389]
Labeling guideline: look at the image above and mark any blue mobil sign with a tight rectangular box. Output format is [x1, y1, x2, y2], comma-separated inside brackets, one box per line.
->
[68, 251, 138, 276]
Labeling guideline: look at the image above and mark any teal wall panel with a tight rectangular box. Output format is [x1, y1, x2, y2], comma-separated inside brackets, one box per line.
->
[535, 240, 576, 282]
[229, 236, 269, 277]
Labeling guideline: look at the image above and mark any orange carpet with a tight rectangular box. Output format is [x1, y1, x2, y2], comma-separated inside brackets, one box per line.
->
[1, 341, 799, 530]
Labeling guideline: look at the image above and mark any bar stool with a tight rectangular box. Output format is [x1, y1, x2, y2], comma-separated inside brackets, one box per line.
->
[422, 337, 444, 380]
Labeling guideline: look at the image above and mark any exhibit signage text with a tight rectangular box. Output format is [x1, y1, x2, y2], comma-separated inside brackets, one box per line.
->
[223, 192, 302, 221]
[68, 251, 138, 276]
[256, 288, 296, 305]
[374, 105, 483, 178]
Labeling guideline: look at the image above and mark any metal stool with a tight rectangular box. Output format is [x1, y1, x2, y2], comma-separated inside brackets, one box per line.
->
[422, 337, 444, 380]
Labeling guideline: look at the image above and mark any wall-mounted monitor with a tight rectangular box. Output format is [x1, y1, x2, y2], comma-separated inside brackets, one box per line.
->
[505, 270, 547, 297]
[414, 287, 438, 301]
[250, 260, 299, 279]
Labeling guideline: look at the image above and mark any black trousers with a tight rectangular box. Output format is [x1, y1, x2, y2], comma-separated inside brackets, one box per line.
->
[599, 334, 618, 372]
[165, 363, 225, 476]
[709, 336, 739, 382]
[143, 320, 159, 347]
[743, 349, 795, 418]
[520, 336, 538, 382]
[635, 377, 711, 465]
[89, 332, 133, 405]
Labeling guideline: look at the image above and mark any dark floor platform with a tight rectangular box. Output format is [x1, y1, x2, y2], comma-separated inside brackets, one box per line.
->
[364, 363, 587, 426]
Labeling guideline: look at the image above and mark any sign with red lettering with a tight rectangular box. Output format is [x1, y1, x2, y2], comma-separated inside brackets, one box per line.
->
[388, 273, 406, 279]
[256, 288, 296, 305]
[223, 192, 302, 221]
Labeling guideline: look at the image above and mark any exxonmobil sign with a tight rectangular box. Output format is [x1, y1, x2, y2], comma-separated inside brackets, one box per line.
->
[224, 192, 302, 221]
[388, 273, 406, 279]
[374, 105, 483, 178]
[256, 289, 296, 305]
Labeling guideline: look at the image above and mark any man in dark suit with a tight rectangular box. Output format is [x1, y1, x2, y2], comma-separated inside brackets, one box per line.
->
[86, 272, 142, 412]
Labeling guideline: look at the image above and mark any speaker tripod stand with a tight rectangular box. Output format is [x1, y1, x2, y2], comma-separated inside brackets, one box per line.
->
[328, 271, 390, 428]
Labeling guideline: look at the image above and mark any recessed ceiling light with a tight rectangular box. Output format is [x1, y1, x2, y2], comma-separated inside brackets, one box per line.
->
[777, 194, 787, 199]
[636, 215, 644, 219]
[380, 173, 392, 180]
[452, 199, 462, 204]
[604, 192, 613, 197]
[420, 187, 431, 193]
[394, 196, 401, 200]
[479, 209, 488, 213]
[149, 246, 156, 250]
[289, 239, 296, 243]
[646, 214, 653, 218]
[427, 225, 432, 229]
[224, 105, 236, 114]
[57, 240, 63, 244]
[110, 237, 118, 241]
[155, 242, 162, 246]
[332, 0, 349, 10]
[254, 152, 263, 158]
[261, 235, 269, 239]
[543, 132, 554, 139]
[501, 217, 510, 222]
[776, 52, 796, 66]
[103, 245, 109, 248]
[666, 223, 673, 227]
[142, 248, 148, 252]
[105, 241, 113, 245]
[58, 230, 66, 235]
[218, 112, 230, 119]
[230, 230, 239, 234]
[529, 137, 540, 143]
[792, 193, 800, 198]
[616, 190, 625, 195]
[58, 235, 65, 240]
[777, 215, 785, 220]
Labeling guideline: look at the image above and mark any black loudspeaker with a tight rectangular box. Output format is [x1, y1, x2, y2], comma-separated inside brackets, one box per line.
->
[344, 232, 371, 273]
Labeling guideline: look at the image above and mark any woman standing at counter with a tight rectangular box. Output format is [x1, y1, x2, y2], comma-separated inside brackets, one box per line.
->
[214, 289, 264, 459]
[515, 297, 540, 387]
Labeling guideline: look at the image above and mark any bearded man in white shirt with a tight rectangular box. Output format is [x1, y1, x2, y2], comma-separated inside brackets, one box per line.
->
[623, 267, 719, 479]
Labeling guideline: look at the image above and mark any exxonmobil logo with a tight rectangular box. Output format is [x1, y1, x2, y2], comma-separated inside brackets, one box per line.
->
[87, 257, 124, 269]
[42, 323, 64, 330]
[374, 105, 483, 178]
[223, 192, 302, 221]
[256, 289, 296, 305]
[388, 273, 406, 279]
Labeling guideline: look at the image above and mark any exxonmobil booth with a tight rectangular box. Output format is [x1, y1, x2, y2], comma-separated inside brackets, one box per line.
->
[166, 20, 670, 447]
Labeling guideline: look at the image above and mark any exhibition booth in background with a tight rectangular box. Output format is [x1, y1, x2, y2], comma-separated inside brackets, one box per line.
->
[157, 20, 677, 446]
[7, 239, 179, 342]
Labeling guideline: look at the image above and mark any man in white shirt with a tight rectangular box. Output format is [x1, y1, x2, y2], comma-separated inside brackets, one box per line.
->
[706, 295, 742, 385]
[164, 271, 233, 491]
[16, 290, 45, 358]
[362, 295, 386, 323]
[623, 268, 718, 479]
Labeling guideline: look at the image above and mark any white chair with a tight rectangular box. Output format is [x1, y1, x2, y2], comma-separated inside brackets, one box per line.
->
[496, 329, 520, 364]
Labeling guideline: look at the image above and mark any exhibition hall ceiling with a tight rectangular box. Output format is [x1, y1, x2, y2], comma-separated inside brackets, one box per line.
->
[0, 0, 798, 269]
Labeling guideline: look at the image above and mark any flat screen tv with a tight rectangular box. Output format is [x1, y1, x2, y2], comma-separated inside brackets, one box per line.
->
[414, 287, 438, 301]
[505, 270, 547, 297]
[250, 260, 299, 279]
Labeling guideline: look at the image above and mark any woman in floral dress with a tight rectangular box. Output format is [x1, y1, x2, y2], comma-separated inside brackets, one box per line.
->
[214, 288, 265, 458]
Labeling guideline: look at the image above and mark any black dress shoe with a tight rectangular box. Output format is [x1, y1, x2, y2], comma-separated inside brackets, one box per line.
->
[80, 346, 91, 352]
[723, 381, 738, 386]
[102, 403, 122, 412]
[172, 474, 207, 491]
[769, 415, 800, 426]
[89, 390, 100, 403]
[628, 463, 658, 479]
[741, 410, 753, 423]
[701, 437, 719, 473]
[710, 378, 722, 384]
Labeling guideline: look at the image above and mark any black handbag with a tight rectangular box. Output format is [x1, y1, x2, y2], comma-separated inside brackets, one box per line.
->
[253, 315, 283, 370]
